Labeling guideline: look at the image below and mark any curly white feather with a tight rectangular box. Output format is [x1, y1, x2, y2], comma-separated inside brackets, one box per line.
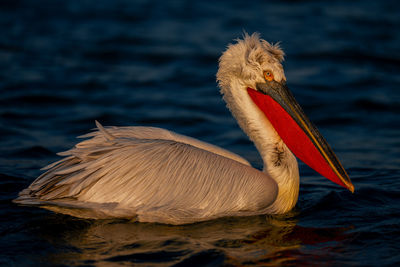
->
[15, 123, 277, 224]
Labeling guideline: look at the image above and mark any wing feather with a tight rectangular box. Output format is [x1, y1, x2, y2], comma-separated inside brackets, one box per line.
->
[76, 124, 251, 166]
[15, 123, 277, 224]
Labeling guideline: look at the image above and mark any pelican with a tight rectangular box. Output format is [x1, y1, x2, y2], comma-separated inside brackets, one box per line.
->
[14, 33, 354, 224]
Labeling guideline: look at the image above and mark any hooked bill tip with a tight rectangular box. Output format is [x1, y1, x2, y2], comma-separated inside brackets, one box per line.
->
[346, 182, 355, 193]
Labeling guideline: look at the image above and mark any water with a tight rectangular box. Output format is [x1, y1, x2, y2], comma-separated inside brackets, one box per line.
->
[1, 0, 399, 265]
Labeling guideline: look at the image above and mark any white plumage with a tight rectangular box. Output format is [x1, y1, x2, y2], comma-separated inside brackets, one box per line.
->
[15, 33, 351, 224]
[16, 122, 279, 224]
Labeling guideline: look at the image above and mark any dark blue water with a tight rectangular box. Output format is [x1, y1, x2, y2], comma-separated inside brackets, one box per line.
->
[1, 0, 399, 265]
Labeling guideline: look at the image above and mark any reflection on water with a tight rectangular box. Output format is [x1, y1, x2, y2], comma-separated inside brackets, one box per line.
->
[33, 211, 353, 266]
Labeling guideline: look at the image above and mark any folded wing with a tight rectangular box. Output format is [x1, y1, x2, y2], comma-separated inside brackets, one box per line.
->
[15, 124, 277, 224]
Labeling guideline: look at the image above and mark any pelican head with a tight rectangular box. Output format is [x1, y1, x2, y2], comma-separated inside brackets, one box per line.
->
[217, 33, 354, 192]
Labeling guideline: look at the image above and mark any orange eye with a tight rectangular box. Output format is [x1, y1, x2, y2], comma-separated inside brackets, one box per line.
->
[263, 70, 274, 82]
